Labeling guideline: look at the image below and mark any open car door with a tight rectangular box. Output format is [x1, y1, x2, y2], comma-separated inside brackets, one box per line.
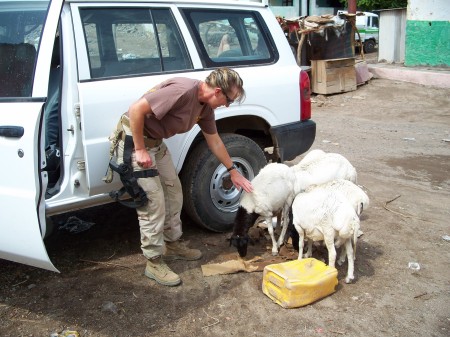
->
[0, 102, 57, 272]
[0, 0, 61, 272]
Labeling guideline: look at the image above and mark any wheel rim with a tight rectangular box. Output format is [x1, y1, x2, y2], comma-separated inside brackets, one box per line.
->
[209, 158, 254, 213]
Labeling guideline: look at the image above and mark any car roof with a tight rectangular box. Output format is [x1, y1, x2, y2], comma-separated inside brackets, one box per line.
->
[65, 0, 265, 8]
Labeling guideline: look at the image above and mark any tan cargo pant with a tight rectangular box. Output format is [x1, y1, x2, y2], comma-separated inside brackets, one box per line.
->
[116, 122, 183, 260]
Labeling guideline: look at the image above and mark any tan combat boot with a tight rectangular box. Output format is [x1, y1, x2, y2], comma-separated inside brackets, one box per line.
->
[164, 240, 203, 261]
[144, 256, 181, 286]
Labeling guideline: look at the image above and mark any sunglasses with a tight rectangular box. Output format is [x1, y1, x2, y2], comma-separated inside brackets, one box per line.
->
[221, 89, 234, 105]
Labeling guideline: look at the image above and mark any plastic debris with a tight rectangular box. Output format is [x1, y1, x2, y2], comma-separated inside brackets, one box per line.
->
[403, 137, 416, 141]
[61, 332, 79, 337]
[59, 216, 95, 234]
[408, 262, 420, 271]
[442, 235, 450, 242]
[102, 301, 119, 314]
[441, 138, 450, 143]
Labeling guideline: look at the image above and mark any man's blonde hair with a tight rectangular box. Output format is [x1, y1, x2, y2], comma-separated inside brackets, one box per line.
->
[205, 67, 246, 103]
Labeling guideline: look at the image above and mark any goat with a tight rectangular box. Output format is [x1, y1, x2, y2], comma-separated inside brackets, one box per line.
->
[305, 179, 369, 217]
[297, 148, 326, 166]
[231, 151, 357, 258]
[291, 152, 357, 185]
[230, 162, 296, 257]
[292, 188, 360, 283]
[290, 179, 369, 263]
[302, 179, 369, 265]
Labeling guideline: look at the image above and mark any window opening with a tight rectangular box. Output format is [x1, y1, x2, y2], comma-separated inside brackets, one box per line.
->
[182, 9, 274, 67]
[79, 7, 192, 79]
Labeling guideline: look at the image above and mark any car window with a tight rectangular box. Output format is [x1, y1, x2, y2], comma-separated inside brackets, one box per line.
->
[181, 9, 275, 67]
[79, 7, 192, 79]
[371, 16, 379, 28]
[0, 2, 48, 97]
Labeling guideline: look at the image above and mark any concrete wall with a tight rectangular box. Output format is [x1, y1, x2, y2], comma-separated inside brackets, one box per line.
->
[268, 5, 299, 19]
[244, 0, 338, 18]
[379, 9, 407, 63]
[246, 0, 299, 18]
[405, 0, 450, 67]
[268, 0, 338, 17]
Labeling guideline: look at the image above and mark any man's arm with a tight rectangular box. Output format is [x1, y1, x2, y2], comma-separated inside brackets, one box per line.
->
[128, 97, 153, 167]
[202, 132, 253, 193]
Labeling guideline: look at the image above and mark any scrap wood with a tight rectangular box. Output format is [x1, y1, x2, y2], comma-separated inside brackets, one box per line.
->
[277, 14, 349, 64]
[277, 13, 366, 63]
[278, 14, 345, 36]
[305, 14, 335, 24]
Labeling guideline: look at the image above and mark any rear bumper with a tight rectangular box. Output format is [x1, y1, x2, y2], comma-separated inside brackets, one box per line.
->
[270, 120, 316, 162]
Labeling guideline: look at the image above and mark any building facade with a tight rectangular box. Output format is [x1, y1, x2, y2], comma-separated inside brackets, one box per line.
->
[405, 0, 450, 66]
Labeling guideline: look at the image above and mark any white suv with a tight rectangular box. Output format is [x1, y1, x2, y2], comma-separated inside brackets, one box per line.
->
[0, 0, 315, 271]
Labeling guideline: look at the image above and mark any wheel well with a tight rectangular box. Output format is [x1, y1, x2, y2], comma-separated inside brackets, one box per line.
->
[186, 115, 275, 161]
[217, 115, 272, 146]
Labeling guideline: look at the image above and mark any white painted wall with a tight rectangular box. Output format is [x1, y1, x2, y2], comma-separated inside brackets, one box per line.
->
[379, 8, 407, 63]
[408, 0, 450, 21]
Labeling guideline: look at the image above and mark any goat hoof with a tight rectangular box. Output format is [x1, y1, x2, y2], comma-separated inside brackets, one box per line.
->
[345, 276, 355, 284]
[271, 251, 279, 256]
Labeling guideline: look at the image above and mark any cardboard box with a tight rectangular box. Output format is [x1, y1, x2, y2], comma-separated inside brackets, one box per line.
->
[311, 57, 356, 94]
[262, 258, 338, 308]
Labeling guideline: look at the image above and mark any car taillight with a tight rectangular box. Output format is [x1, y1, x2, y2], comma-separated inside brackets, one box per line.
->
[300, 70, 311, 120]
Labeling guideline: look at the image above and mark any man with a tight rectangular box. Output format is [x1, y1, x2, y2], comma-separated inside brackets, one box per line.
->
[112, 67, 253, 286]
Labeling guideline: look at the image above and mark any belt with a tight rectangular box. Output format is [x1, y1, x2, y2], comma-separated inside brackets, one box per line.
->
[120, 114, 162, 148]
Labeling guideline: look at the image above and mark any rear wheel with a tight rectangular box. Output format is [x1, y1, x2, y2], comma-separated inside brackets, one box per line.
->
[180, 133, 267, 232]
[364, 40, 376, 54]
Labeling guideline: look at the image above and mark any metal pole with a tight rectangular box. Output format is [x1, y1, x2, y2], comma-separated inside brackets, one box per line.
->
[348, 0, 357, 55]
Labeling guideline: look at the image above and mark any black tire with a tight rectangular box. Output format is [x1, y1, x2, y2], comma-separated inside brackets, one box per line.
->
[180, 133, 267, 232]
[364, 40, 376, 54]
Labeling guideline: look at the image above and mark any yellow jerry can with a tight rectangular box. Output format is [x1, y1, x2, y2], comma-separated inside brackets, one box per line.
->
[262, 258, 338, 308]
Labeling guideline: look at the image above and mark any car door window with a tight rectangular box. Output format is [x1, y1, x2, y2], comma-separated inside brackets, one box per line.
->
[79, 7, 192, 79]
[0, 5, 45, 97]
[181, 9, 275, 67]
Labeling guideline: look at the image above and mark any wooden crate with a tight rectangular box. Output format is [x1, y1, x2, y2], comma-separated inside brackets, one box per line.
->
[311, 57, 356, 94]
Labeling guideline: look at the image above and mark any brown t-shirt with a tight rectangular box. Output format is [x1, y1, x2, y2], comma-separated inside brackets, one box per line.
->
[138, 78, 217, 139]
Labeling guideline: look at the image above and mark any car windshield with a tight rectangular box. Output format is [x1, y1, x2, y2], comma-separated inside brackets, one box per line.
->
[0, 0, 49, 97]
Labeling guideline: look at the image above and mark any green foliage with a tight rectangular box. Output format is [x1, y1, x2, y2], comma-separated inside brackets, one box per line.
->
[339, 0, 407, 11]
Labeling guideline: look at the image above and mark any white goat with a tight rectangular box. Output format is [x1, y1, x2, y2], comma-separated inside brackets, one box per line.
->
[297, 148, 326, 166]
[291, 152, 357, 186]
[231, 162, 296, 257]
[305, 179, 369, 216]
[302, 179, 369, 265]
[292, 188, 360, 283]
[231, 151, 358, 257]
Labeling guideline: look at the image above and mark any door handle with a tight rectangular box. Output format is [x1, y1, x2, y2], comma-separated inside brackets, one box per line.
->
[0, 126, 25, 138]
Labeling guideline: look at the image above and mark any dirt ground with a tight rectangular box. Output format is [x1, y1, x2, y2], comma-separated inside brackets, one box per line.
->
[1, 70, 450, 336]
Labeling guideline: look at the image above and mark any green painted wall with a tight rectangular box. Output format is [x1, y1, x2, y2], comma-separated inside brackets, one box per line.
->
[405, 20, 450, 67]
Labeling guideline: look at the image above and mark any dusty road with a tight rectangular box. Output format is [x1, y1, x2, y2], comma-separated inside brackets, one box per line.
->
[1, 77, 449, 337]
